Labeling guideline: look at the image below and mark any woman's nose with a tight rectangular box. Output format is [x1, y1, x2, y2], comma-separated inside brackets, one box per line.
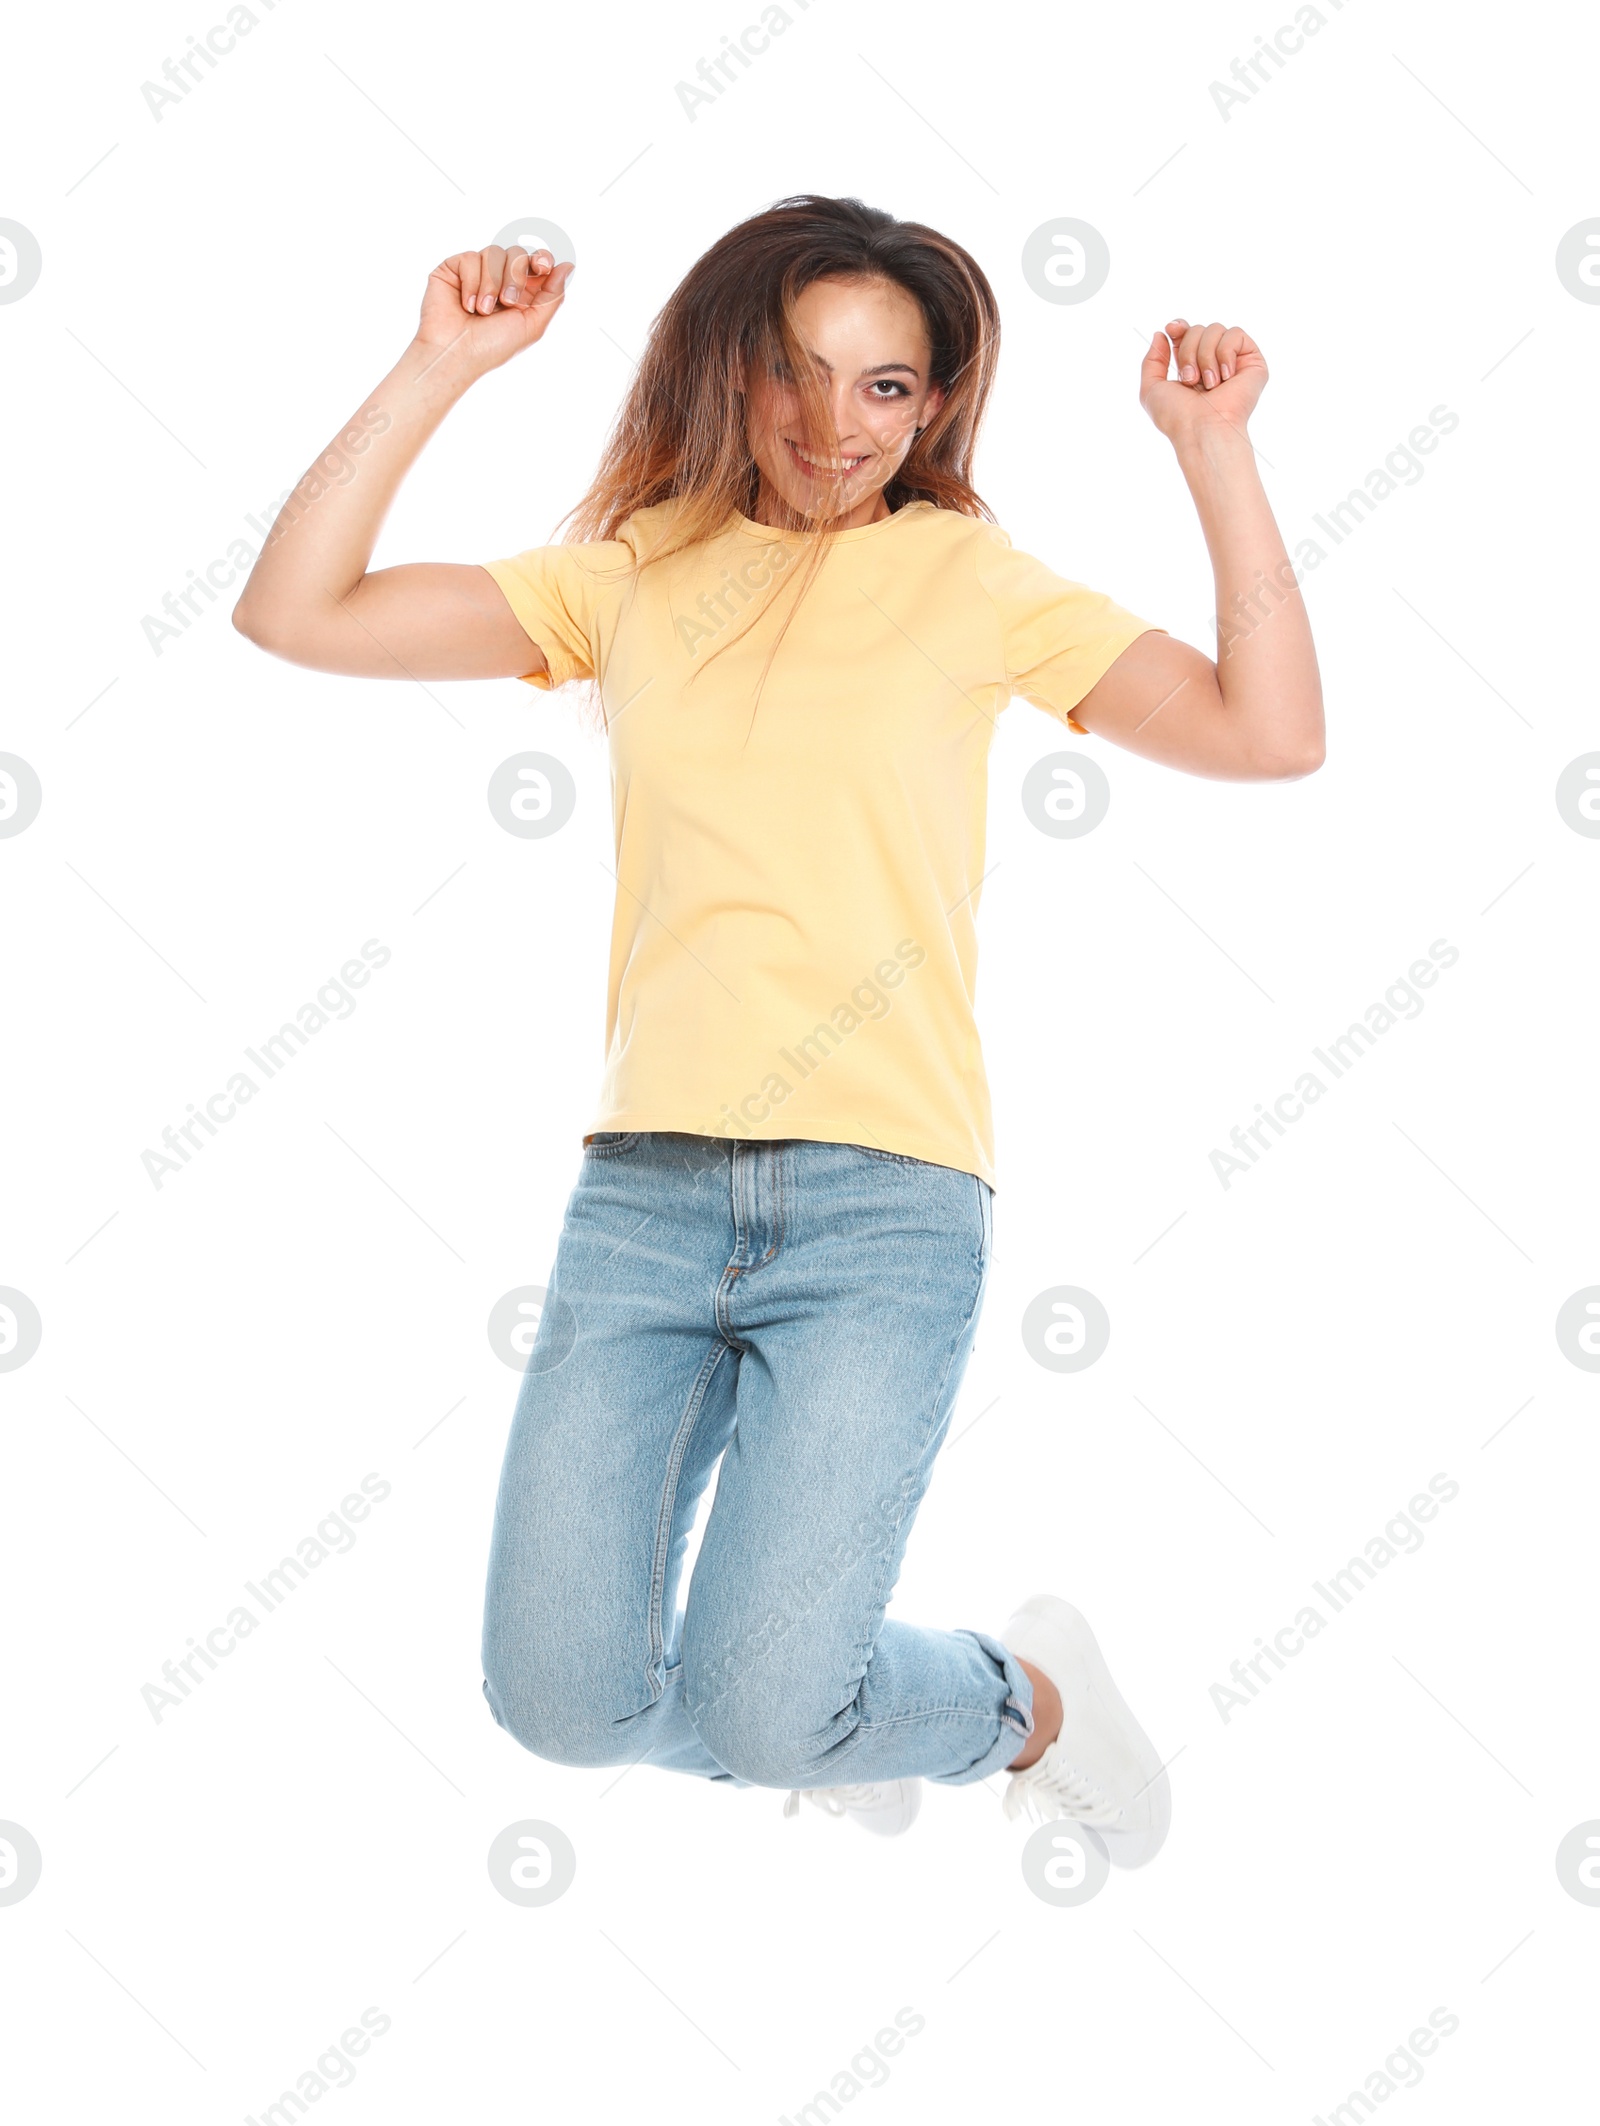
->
[829, 386, 865, 443]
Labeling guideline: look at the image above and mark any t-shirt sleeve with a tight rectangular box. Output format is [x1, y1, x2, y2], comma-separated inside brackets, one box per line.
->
[479, 543, 616, 691]
[975, 527, 1164, 735]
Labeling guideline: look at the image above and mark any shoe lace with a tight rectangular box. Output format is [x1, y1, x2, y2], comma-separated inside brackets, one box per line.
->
[1003, 1742, 1121, 1827]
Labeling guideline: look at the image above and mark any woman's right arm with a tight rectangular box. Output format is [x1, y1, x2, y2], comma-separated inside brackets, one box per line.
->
[231, 242, 575, 681]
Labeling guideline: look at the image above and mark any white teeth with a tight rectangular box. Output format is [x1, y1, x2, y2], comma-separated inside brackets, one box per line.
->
[790, 442, 864, 472]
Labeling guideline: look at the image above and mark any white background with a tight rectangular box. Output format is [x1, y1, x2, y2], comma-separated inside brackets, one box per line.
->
[3, 0, 1597, 2118]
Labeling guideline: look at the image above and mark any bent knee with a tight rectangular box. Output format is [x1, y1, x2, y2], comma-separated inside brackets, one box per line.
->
[684, 1670, 848, 1789]
[481, 1655, 650, 1770]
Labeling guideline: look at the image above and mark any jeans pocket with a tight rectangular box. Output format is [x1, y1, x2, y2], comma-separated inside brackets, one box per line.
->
[851, 1143, 927, 1167]
[584, 1131, 642, 1156]
[975, 1177, 993, 1268]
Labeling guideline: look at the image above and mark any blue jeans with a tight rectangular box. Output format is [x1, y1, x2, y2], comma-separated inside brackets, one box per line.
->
[481, 1133, 1035, 1790]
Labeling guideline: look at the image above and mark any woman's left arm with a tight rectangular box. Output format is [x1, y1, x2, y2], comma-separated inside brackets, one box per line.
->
[1071, 317, 1325, 782]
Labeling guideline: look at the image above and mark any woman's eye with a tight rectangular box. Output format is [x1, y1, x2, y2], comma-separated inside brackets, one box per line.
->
[871, 379, 911, 398]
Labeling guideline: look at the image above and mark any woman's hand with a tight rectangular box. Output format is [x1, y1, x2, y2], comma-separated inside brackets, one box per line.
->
[1139, 319, 1267, 448]
[416, 244, 576, 379]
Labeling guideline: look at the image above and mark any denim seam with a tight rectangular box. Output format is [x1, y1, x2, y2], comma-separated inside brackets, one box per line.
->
[645, 1339, 733, 1702]
[713, 1273, 748, 1351]
[771, 1141, 787, 1258]
[729, 1144, 748, 1265]
[852, 1705, 1019, 1730]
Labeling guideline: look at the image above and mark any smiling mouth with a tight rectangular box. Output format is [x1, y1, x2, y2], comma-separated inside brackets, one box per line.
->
[784, 436, 869, 479]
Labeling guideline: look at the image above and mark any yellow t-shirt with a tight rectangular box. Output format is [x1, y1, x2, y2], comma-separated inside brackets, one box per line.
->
[483, 498, 1158, 1187]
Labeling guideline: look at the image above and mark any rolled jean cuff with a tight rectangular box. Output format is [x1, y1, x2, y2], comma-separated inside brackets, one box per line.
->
[933, 1626, 1036, 1786]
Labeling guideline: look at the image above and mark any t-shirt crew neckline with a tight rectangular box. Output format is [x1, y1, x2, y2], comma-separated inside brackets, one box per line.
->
[730, 499, 935, 545]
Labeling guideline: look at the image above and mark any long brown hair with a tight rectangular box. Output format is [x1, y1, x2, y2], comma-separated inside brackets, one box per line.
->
[557, 193, 1001, 707]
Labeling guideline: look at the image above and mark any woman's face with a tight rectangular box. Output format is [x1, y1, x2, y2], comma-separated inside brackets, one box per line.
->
[744, 275, 946, 530]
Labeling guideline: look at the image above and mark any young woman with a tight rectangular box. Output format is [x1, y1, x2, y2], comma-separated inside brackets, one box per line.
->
[234, 194, 1322, 1863]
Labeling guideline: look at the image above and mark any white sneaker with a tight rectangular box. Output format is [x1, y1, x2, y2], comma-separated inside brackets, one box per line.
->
[781, 1780, 923, 1836]
[999, 1594, 1171, 1868]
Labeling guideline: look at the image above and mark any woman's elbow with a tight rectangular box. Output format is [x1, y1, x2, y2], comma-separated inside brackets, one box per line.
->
[1259, 733, 1325, 780]
[232, 595, 271, 648]
[231, 595, 303, 658]
[1251, 700, 1326, 779]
